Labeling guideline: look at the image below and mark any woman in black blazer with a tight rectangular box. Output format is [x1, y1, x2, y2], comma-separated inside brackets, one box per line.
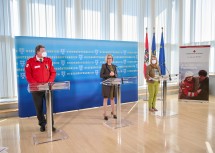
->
[100, 54, 118, 120]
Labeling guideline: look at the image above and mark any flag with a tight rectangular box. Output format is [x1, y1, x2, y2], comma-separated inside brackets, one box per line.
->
[151, 32, 156, 56]
[144, 31, 149, 78]
[159, 31, 166, 75]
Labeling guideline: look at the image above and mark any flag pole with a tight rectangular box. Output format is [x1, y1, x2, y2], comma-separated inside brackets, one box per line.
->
[159, 27, 164, 101]
[143, 27, 148, 101]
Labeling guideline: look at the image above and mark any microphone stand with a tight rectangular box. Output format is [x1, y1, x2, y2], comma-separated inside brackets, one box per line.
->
[159, 63, 171, 101]
[115, 65, 123, 84]
[155, 63, 178, 117]
[164, 63, 172, 81]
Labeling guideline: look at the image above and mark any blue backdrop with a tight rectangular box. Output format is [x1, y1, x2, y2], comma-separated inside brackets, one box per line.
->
[15, 36, 138, 117]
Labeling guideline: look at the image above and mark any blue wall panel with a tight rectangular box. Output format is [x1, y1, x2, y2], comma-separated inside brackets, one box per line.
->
[15, 36, 138, 117]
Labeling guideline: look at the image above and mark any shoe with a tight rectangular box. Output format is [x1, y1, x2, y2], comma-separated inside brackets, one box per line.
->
[52, 127, 56, 132]
[152, 108, 158, 111]
[111, 112, 117, 119]
[149, 108, 154, 112]
[40, 126, 45, 132]
[104, 116, 108, 120]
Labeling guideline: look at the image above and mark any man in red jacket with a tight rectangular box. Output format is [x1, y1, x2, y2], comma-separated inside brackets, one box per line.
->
[25, 45, 56, 132]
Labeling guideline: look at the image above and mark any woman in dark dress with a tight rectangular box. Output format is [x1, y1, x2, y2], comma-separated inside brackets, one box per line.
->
[100, 54, 118, 120]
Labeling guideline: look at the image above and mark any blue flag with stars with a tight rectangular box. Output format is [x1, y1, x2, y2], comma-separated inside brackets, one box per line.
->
[159, 32, 166, 75]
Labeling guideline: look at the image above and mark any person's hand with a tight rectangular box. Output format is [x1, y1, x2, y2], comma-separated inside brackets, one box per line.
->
[149, 77, 154, 80]
[148, 80, 154, 83]
[110, 71, 115, 76]
[148, 78, 154, 83]
[181, 81, 185, 85]
[197, 89, 202, 94]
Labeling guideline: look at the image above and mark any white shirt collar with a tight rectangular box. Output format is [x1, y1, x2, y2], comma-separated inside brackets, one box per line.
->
[36, 55, 43, 62]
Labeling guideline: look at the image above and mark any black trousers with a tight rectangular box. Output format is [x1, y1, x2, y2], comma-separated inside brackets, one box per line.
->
[31, 91, 54, 127]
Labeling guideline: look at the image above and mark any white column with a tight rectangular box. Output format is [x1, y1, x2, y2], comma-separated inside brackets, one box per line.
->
[74, 0, 82, 38]
[166, 0, 172, 74]
[148, 0, 155, 35]
[190, 0, 195, 43]
[19, 0, 28, 35]
[178, 0, 183, 46]
[114, 0, 122, 40]
[137, 0, 145, 86]
[101, 0, 110, 40]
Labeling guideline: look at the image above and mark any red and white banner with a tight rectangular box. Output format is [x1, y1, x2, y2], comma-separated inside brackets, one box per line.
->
[179, 45, 210, 101]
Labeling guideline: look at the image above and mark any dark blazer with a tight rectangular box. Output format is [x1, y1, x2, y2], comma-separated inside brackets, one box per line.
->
[100, 63, 118, 98]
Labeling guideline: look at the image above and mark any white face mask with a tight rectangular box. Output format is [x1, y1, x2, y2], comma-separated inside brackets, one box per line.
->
[152, 59, 157, 64]
[42, 52, 47, 57]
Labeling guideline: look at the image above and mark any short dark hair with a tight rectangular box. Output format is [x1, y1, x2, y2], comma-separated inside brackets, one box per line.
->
[35, 45, 45, 55]
[198, 70, 207, 77]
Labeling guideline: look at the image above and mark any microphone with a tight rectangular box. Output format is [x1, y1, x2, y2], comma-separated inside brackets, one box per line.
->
[164, 63, 172, 81]
[169, 74, 172, 81]
[115, 65, 123, 84]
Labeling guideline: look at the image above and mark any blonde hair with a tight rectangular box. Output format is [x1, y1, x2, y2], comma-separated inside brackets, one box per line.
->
[105, 54, 113, 62]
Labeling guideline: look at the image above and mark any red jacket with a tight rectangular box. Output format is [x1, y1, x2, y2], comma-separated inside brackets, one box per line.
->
[181, 79, 198, 97]
[25, 56, 56, 83]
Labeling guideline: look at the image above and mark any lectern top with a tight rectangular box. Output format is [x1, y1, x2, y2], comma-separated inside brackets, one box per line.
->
[101, 77, 137, 86]
[28, 81, 70, 92]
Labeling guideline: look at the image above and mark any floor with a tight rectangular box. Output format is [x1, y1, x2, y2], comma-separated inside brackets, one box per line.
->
[0, 94, 214, 153]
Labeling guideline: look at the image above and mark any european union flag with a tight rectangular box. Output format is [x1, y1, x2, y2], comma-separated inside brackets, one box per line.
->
[151, 32, 156, 56]
[159, 32, 166, 75]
